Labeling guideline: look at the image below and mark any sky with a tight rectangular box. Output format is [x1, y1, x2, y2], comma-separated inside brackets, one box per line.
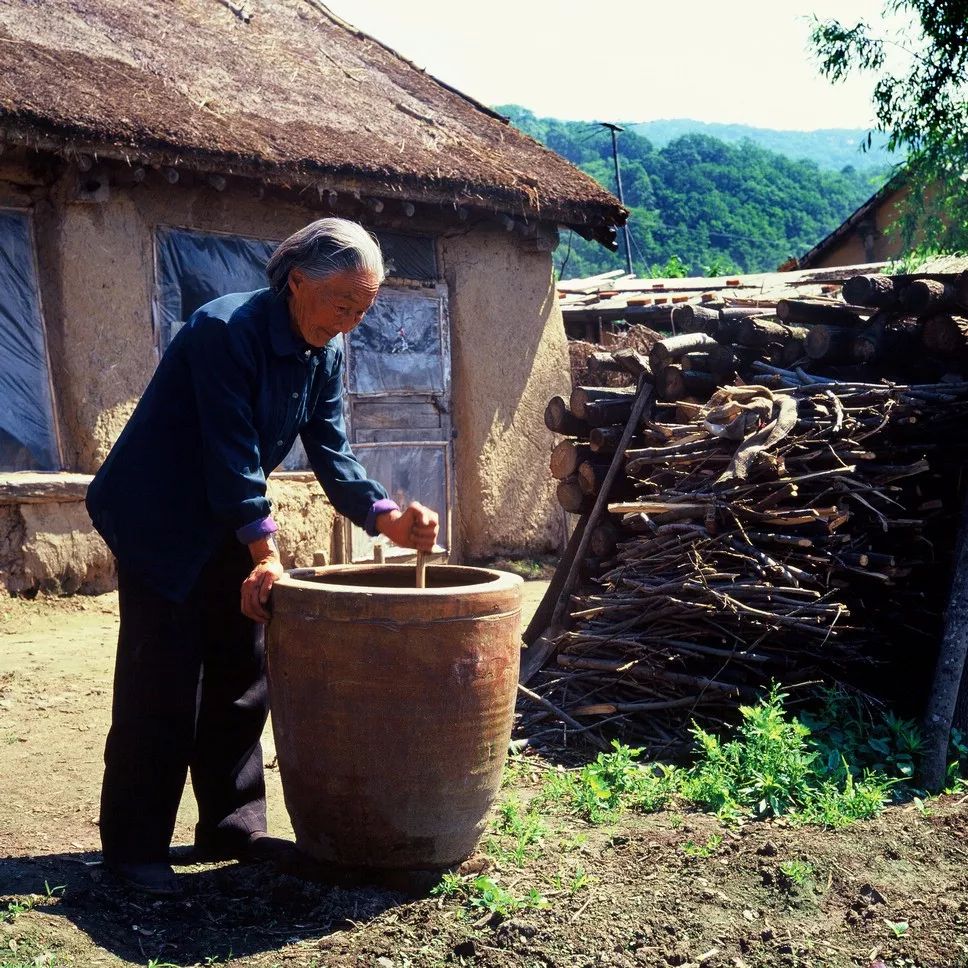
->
[326, 0, 910, 131]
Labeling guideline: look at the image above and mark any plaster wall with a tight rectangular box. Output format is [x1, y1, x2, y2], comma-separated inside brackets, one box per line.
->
[441, 229, 570, 558]
[2, 165, 570, 592]
[37, 174, 340, 472]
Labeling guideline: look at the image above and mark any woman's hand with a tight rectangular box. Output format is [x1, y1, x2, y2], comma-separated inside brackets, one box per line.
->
[241, 537, 285, 623]
[377, 501, 440, 551]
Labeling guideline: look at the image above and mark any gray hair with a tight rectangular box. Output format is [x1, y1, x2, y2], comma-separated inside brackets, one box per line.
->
[266, 217, 385, 292]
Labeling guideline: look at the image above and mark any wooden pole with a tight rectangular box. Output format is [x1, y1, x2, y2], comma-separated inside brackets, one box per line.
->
[920, 488, 968, 791]
[520, 376, 656, 685]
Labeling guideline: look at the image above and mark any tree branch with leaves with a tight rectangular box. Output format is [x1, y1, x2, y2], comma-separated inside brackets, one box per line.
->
[811, 1, 968, 250]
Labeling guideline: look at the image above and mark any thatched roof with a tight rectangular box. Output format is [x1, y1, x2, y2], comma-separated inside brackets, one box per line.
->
[0, 0, 624, 243]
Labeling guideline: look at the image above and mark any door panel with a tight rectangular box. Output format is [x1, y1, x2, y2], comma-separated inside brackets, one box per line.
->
[344, 283, 453, 561]
[348, 443, 450, 561]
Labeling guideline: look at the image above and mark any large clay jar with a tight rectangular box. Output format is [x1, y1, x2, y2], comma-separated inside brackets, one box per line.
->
[267, 563, 522, 870]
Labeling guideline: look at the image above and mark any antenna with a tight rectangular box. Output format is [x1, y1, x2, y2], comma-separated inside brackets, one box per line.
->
[600, 122, 634, 275]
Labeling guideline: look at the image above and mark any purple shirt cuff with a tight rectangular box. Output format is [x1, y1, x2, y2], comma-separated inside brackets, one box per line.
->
[365, 499, 400, 536]
[236, 515, 279, 545]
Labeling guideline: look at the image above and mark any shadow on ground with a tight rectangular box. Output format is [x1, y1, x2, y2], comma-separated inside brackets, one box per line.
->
[2, 848, 412, 965]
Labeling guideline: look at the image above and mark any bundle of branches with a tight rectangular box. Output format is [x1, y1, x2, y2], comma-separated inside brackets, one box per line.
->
[529, 380, 968, 753]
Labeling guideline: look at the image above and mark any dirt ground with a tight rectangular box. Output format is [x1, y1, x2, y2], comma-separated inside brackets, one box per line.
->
[2, 586, 968, 968]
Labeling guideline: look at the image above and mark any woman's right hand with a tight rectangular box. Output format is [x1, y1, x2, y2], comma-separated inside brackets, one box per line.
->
[376, 501, 440, 551]
[241, 538, 285, 623]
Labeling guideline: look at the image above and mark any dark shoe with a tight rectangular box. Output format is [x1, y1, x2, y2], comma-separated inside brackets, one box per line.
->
[170, 830, 294, 865]
[106, 861, 181, 897]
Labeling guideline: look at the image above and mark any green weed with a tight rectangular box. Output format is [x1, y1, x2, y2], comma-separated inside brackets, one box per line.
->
[801, 690, 921, 791]
[534, 688, 922, 830]
[885, 919, 910, 938]
[431, 874, 548, 918]
[885, 246, 962, 275]
[485, 795, 546, 866]
[682, 687, 820, 819]
[778, 859, 815, 886]
[431, 871, 463, 899]
[1, 883, 62, 926]
[946, 728, 968, 791]
[680, 686, 892, 825]
[558, 833, 589, 853]
[0, 938, 62, 968]
[681, 833, 723, 858]
[541, 741, 678, 822]
[548, 866, 591, 894]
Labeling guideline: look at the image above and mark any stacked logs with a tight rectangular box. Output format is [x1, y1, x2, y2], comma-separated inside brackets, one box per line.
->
[662, 269, 968, 392]
[532, 268, 968, 752]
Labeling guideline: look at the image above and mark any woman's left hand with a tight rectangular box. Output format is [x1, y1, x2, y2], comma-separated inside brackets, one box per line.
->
[377, 501, 440, 551]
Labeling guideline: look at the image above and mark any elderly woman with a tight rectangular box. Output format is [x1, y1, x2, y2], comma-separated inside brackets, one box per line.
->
[86, 218, 439, 895]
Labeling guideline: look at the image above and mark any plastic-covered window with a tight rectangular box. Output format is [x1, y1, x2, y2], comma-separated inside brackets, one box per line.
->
[155, 227, 276, 351]
[0, 210, 59, 471]
[347, 288, 445, 395]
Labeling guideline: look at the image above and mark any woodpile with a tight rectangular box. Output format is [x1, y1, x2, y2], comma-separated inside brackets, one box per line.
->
[527, 268, 968, 760]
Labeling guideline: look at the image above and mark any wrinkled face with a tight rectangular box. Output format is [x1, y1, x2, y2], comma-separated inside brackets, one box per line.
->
[287, 268, 380, 347]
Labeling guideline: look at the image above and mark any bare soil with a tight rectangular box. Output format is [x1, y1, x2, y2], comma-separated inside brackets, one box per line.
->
[2, 588, 968, 968]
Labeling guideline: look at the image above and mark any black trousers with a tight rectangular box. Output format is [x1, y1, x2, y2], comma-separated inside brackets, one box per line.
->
[100, 538, 268, 864]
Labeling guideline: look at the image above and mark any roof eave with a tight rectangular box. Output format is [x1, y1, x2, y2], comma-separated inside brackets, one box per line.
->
[0, 115, 624, 239]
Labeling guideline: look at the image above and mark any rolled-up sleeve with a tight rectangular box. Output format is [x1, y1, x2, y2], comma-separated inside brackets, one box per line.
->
[185, 312, 273, 538]
[301, 345, 389, 532]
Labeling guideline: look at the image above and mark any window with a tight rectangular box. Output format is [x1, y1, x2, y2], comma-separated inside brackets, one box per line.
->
[0, 210, 60, 471]
[153, 227, 313, 469]
[344, 284, 452, 561]
[155, 227, 276, 352]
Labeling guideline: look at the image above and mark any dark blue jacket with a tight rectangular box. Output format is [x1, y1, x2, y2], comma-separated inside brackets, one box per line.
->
[87, 288, 388, 602]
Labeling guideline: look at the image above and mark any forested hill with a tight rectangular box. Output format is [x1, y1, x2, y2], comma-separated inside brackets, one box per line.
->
[629, 119, 895, 171]
[496, 105, 888, 279]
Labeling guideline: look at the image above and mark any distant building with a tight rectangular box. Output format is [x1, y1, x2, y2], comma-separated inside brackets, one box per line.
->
[0, 0, 625, 593]
[794, 176, 909, 269]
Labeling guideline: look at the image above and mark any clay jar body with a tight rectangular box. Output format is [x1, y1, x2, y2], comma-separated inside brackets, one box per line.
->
[267, 564, 522, 870]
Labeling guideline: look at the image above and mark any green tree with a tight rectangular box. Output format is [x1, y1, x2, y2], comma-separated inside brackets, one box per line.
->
[496, 104, 884, 279]
[811, 1, 968, 249]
